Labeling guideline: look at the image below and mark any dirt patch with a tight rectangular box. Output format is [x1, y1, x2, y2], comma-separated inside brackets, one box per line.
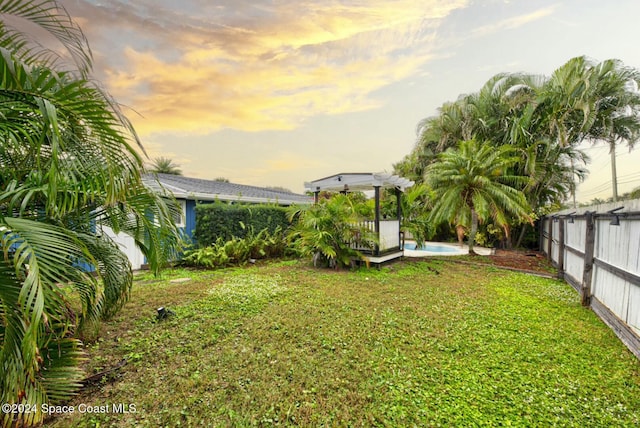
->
[484, 249, 556, 275]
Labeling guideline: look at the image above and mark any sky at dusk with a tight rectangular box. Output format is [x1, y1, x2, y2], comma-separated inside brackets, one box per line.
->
[62, 0, 640, 202]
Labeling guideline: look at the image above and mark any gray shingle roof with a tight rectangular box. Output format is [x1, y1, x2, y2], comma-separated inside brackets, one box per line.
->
[143, 173, 311, 205]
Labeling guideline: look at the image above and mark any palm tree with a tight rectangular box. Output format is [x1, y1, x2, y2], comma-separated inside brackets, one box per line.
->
[535, 56, 640, 203]
[0, 1, 182, 424]
[584, 59, 640, 201]
[149, 156, 183, 175]
[427, 140, 532, 254]
[287, 194, 377, 269]
[396, 183, 435, 247]
[535, 56, 607, 207]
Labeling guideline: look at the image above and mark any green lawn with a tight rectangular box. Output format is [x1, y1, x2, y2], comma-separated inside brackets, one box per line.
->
[49, 259, 640, 427]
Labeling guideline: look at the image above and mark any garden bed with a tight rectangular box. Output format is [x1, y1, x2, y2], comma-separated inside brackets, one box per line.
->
[484, 249, 555, 274]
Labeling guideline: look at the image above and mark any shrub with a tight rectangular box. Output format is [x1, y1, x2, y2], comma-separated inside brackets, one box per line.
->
[181, 226, 288, 269]
[287, 194, 377, 269]
[194, 203, 290, 246]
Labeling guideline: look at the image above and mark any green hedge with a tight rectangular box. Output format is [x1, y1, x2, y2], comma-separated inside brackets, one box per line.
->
[194, 203, 290, 246]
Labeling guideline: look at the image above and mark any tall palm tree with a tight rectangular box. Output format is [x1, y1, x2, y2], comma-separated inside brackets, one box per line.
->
[407, 71, 578, 216]
[0, 1, 182, 425]
[536, 56, 640, 203]
[427, 140, 532, 254]
[149, 156, 183, 175]
[584, 59, 640, 201]
[538, 57, 595, 148]
[535, 56, 606, 207]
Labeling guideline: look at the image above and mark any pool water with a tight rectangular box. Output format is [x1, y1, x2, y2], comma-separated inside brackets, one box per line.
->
[403, 243, 460, 253]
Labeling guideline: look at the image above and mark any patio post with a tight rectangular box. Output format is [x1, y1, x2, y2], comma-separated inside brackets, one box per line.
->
[374, 185, 380, 256]
[396, 187, 402, 250]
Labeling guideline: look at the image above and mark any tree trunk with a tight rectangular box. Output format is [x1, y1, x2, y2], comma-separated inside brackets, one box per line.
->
[610, 140, 618, 202]
[570, 157, 577, 209]
[456, 224, 465, 247]
[515, 223, 528, 248]
[468, 209, 478, 255]
[503, 225, 512, 249]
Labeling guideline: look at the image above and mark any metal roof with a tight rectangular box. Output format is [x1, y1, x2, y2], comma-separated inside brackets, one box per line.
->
[144, 173, 312, 205]
[304, 172, 414, 193]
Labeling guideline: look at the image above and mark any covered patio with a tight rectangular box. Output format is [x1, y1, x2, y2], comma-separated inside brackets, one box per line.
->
[304, 172, 414, 264]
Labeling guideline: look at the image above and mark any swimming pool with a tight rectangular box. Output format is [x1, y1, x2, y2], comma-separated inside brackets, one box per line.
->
[403, 241, 492, 256]
[403, 243, 461, 253]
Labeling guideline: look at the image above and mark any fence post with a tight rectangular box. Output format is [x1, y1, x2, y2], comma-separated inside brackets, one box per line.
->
[546, 217, 553, 261]
[557, 218, 565, 280]
[538, 218, 544, 252]
[581, 211, 595, 306]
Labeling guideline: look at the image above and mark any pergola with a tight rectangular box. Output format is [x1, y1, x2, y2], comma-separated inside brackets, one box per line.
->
[304, 172, 415, 264]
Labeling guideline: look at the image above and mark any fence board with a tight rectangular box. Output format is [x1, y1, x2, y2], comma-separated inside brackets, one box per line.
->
[592, 266, 629, 318]
[591, 298, 640, 360]
[542, 200, 640, 359]
[564, 250, 584, 286]
[628, 285, 640, 336]
[566, 218, 586, 250]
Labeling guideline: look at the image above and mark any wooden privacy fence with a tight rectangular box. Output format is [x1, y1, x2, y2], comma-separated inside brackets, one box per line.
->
[541, 200, 640, 359]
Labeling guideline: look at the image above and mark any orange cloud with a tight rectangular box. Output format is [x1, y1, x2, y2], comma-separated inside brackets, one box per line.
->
[98, 1, 468, 136]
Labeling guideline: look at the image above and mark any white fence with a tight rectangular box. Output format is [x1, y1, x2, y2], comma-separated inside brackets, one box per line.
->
[541, 199, 640, 359]
[378, 220, 401, 251]
[353, 220, 401, 252]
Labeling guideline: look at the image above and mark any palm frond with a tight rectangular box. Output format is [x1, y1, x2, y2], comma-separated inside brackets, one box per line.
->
[0, 217, 93, 424]
[0, 0, 92, 76]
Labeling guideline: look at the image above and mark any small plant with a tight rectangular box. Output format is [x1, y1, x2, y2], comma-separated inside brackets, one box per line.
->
[181, 226, 288, 269]
[287, 194, 378, 269]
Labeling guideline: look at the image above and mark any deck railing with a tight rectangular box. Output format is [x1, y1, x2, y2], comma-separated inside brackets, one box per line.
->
[351, 220, 400, 253]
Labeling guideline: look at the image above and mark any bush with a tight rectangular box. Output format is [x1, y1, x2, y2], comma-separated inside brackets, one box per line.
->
[194, 203, 290, 246]
[287, 194, 377, 269]
[181, 227, 289, 269]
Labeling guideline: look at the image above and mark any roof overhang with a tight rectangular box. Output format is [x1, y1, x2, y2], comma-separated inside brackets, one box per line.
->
[177, 191, 310, 205]
[304, 172, 414, 193]
[142, 175, 311, 205]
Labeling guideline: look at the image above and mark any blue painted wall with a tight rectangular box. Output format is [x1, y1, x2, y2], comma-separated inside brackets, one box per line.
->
[185, 199, 197, 238]
[182, 199, 217, 243]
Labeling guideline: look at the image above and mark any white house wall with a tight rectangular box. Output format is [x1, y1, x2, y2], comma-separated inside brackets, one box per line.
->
[101, 225, 146, 271]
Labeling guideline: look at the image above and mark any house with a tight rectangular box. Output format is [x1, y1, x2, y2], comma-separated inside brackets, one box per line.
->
[144, 173, 311, 239]
[103, 173, 311, 270]
[304, 172, 414, 264]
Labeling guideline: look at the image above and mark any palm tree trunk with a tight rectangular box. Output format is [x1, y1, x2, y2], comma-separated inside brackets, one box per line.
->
[610, 140, 618, 202]
[515, 223, 528, 248]
[570, 157, 577, 209]
[456, 224, 465, 247]
[469, 209, 478, 255]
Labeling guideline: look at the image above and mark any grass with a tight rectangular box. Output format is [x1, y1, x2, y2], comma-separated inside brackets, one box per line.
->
[49, 259, 639, 427]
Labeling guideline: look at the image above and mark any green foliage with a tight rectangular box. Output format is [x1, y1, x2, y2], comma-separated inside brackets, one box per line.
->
[0, 1, 183, 424]
[194, 203, 290, 246]
[52, 262, 640, 427]
[398, 56, 640, 239]
[382, 183, 436, 247]
[182, 227, 288, 269]
[428, 139, 532, 253]
[287, 194, 377, 269]
[148, 157, 182, 175]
